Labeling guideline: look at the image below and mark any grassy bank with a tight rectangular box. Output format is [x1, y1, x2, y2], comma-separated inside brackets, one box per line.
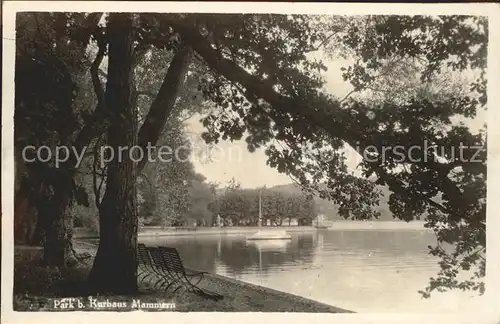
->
[13, 241, 352, 313]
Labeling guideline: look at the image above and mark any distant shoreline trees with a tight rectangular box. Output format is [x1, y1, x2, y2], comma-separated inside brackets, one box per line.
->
[210, 186, 316, 227]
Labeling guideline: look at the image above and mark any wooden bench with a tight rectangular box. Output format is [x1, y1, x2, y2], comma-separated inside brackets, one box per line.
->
[137, 243, 222, 301]
[137, 243, 179, 291]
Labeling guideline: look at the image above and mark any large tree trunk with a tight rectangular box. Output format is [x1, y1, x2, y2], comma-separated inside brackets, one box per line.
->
[15, 12, 103, 263]
[41, 180, 74, 267]
[14, 190, 37, 244]
[85, 15, 190, 294]
[30, 217, 45, 246]
[14, 138, 36, 244]
[88, 13, 138, 294]
[14, 150, 72, 258]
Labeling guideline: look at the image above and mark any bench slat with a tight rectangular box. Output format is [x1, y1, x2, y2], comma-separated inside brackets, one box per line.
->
[136, 243, 222, 301]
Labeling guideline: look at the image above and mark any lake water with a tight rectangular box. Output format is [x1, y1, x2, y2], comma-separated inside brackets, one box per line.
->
[139, 222, 483, 313]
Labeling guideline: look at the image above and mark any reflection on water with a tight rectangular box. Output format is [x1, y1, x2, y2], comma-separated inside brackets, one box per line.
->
[140, 229, 482, 313]
[142, 234, 315, 276]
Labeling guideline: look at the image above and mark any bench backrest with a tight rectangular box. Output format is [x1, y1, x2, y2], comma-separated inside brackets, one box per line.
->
[148, 246, 168, 269]
[137, 243, 153, 266]
[157, 246, 186, 273]
[138, 244, 187, 274]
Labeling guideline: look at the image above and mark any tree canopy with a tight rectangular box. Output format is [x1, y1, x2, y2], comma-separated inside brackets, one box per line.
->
[14, 13, 487, 297]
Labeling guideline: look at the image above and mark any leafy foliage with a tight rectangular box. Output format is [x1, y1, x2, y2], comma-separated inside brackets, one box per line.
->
[166, 14, 487, 297]
[132, 45, 215, 227]
[326, 15, 487, 297]
[212, 185, 316, 226]
[15, 13, 98, 246]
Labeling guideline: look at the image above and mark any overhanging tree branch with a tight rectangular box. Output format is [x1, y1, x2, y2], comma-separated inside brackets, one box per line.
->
[169, 20, 465, 216]
[92, 136, 106, 209]
[91, 37, 106, 103]
[168, 19, 358, 141]
[136, 46, 193, 172]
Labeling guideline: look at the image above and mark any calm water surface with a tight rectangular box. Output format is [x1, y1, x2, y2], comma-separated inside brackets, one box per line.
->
[139, 223, 482, 313]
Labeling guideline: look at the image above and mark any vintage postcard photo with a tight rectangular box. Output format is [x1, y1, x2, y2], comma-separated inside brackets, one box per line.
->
[2, 2, 500, 323]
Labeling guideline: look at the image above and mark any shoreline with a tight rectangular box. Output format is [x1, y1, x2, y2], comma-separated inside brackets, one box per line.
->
[74, 226, 318, 239]
[14, 241, 353, 313]
[201, 271, 353, 313]
[74, 221, 430, 239]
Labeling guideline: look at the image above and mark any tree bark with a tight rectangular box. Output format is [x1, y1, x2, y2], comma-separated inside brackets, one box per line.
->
[14, 186, 37, 244]
[30, 217, 45, 246]
[14, 13, 102, 261]
[14, 126, 38, 244]
[88, 13, 138, 294]
[40, 174, 74, 267]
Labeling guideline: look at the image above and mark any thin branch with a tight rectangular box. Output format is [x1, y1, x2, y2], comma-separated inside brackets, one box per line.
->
[92, 141, 101, 209]
[138, 173, 154, 194]
[310, 31, 339, 51]
[179, 111, 197, 123]
[92, 144, 100, 209]
[98, 69, 107, 79]
[133, 44, 151, 69]
[136, 90, 156, 99]
[76, 13, 103, 48]
[364, 85, 393, 94]
[92, 136, 106, 209]
[339, 89, 357, 103]
[339, 56, 406, 103]
[90, 37, 106, 103]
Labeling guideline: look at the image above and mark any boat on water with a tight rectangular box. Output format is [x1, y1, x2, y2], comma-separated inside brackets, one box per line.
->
[246, 230, 292, 240]
[246, 189, 292, 241]
[246, 238, 290, 251]
[314, 225, 331, 229]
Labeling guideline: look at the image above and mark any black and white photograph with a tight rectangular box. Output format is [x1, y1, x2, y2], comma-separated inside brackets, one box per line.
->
[2, 1, 499, 322]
